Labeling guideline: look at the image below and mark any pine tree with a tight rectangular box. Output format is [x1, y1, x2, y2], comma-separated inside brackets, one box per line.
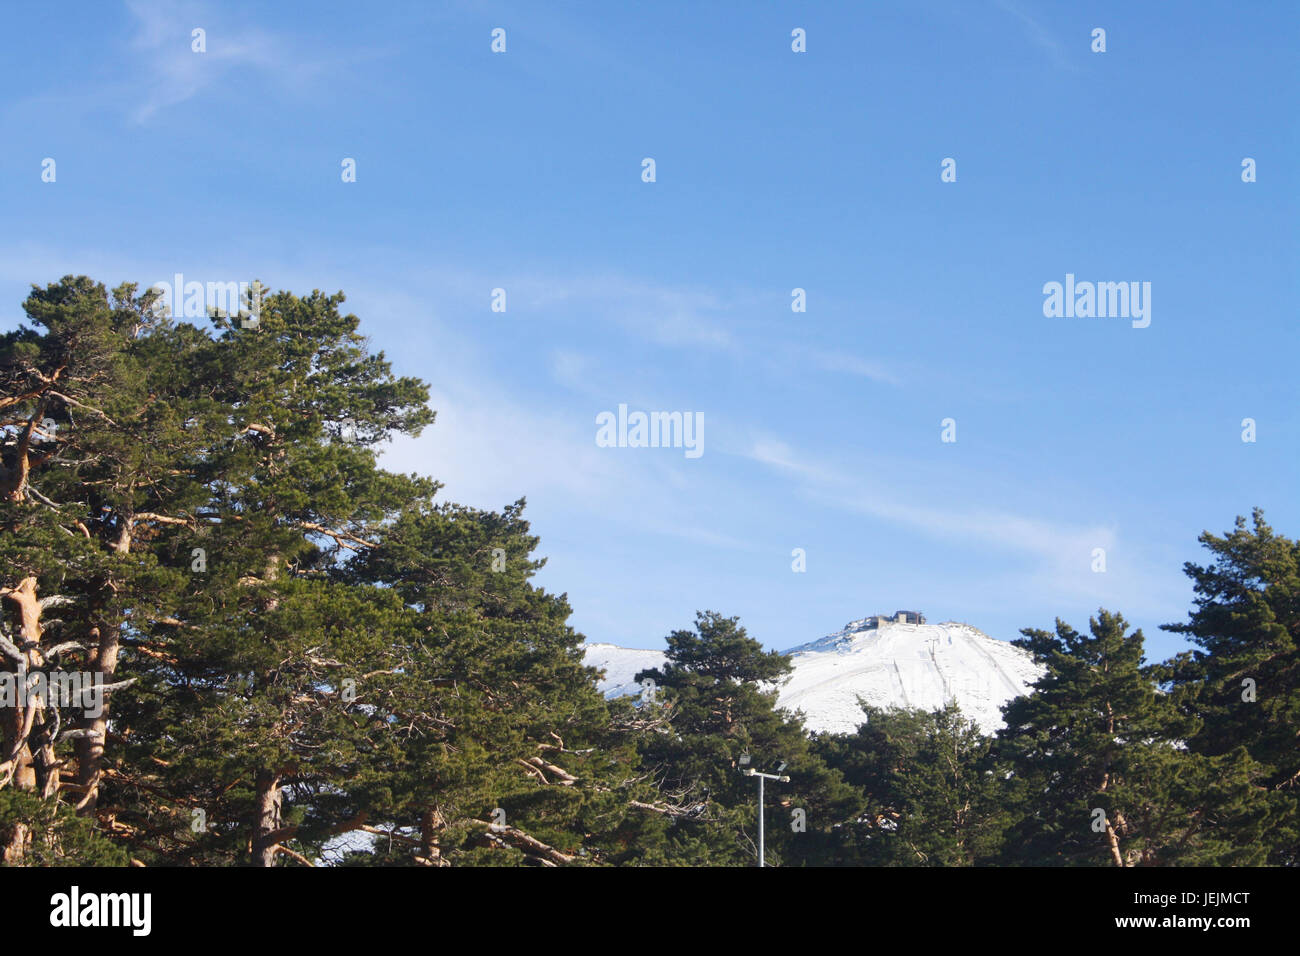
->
[1, 276, 647, 867]
[1159, 509, 1299, 865]
[80, 284, 442, 866]
[994, 611, 1267, 866]
[816, 704, 1007, 865]
[630, 611, 860, 866]
[342, 500, 644, 866]
[1, 277, 189, 861]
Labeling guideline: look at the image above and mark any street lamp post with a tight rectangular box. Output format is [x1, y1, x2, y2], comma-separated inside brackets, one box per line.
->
[739, 757, 789, 867]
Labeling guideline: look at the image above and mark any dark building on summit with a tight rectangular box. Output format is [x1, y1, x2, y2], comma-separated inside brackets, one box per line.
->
[866, 610, 926, 627]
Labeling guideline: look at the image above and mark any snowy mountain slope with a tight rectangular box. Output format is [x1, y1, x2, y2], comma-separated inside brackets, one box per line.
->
[582, 617, 1042, 734]
[776, 618, 1043, 734]
[581, 642, 666, 699]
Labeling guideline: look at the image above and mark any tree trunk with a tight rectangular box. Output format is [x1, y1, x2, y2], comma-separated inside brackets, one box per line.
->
[252, 771, 283, 867]
[0, 577, 46, 861]
[74, 618, 120, 815]
[0, 404, 45, 503]
[1105, 822, 1125, 866]
[419, 806, 446, 865]
[75, 516, 129, 815]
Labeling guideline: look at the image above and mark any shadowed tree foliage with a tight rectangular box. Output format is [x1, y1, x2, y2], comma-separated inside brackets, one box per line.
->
[993, 611, 1268, 866]
[1158, 510, 1299, 865]
[814, 703, 1008, 866]
[339, 501, 648, 866]
[629, 611, 861, 866]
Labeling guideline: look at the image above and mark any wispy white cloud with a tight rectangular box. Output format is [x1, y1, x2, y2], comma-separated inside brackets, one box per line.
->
[739, 432, 1144, 600]
[123, 0, 338, 122]
[503, 273, 741, 353]
[381, 382, 751, 552]
[801, 347, 903, 386]
[994, 0, 1077, 72]
[741, 427, 1190, 616]
[412, 269, 913, 390]
[745, 437, 832, 483]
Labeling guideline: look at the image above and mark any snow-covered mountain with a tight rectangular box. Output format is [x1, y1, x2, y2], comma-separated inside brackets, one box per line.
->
[581, 642, 668, 699]
[582, 616, 1043, 735]
[776, 618, 1043, 734]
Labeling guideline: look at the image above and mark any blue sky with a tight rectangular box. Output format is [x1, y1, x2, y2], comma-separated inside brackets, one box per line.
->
[2, 1, 1296, 662]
